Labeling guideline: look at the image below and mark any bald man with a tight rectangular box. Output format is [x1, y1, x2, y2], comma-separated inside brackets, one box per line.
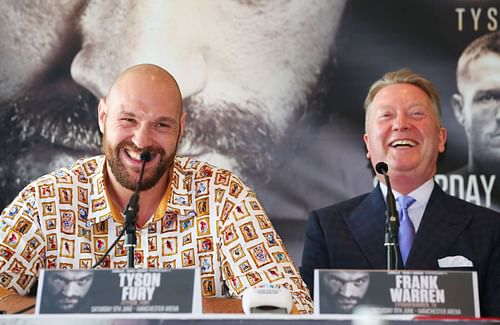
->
[0, 64, 313, 314]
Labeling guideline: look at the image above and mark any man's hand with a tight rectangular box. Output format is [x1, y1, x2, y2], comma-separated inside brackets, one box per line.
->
[202, 297, 243, 313]
[0, 294, 36, 314]
[201, 296, 300, 314]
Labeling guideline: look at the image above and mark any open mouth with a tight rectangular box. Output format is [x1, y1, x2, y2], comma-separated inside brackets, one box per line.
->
[389, 139, 417, 148]
[124, 149, 147, 162]
[121, 149, 161, 170]
[59, 298, 79, 309]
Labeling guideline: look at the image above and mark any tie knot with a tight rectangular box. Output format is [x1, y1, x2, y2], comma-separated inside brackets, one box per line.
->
[397, 195, 416, 210]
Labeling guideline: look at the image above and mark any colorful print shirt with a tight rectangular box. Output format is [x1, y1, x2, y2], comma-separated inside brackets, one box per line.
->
[0, 155, 313, 313]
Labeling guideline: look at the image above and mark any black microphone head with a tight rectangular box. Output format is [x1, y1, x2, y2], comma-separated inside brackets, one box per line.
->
[375, 162, 388, 175]
[140, 151, 152, 162]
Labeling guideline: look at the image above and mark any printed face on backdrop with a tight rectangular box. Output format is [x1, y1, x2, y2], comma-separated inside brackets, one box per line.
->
[45, 271, 94, 312]
[452, 52, 500, 174]
[0, 0, 346, 207]
[364, 84, 447, 187]
[322, 271, 370, 313]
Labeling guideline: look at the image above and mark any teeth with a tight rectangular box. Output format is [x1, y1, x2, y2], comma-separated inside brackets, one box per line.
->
[126, 149, 142, 160]
[390, 139, 417, 147]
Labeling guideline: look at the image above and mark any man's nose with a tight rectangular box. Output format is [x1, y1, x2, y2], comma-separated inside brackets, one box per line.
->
[70, 0, 207, 99]
[71, 51, 119, 99]
[393, 112, 410, 131]
[495, 105, 500, 121]
[62, 282, 80, 297]
[132, 124, 153, 149]
[340, 283, 357, 297]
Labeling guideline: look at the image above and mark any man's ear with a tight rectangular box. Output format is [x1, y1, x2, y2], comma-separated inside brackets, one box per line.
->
[98, 98, 107, 133]
[438, 127, 447, 153]
[363, 133, 371, 159]
[451, 93, 465, 125]
[179, 111, 187, 138]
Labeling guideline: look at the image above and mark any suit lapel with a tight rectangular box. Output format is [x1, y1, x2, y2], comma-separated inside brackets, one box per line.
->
[406, 184, 472, 269]
[345, 186, 387, 268]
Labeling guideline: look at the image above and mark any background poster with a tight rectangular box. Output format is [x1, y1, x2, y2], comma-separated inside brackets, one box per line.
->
[1, 0, 499, 264]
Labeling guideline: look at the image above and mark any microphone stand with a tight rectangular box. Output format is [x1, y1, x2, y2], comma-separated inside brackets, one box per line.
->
[375, 162, 401, 270]
[124, 190, 140, 269]
[124, 152, 151, 268]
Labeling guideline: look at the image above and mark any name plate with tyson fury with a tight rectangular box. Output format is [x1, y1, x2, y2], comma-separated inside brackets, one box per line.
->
[36, 268, 201, 314]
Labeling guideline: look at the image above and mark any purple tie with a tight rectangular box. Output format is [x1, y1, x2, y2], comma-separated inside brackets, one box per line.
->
[397, 195, 416, 266]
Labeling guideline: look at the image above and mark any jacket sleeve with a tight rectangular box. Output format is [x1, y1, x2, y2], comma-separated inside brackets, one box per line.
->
[300, 209, 330, 298]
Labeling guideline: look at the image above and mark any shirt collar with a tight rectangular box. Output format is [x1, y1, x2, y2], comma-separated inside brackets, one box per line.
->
[87, 155, 174, 226]
[87, 156, 112, 225]
[379, 178, 434, 208]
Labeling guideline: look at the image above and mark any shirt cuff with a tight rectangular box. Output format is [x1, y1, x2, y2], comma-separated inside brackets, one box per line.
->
[0, 287, 16, 300]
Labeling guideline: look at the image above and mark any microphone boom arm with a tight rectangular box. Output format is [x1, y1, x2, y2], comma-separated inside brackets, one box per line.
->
[123, 151, 151, 268]
[376, 162, 401, 270]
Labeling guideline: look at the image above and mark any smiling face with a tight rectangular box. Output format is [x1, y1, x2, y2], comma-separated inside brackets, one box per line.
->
[364, 83, 447, 192]
[453, 52, 500, 173]
[99, 65, 185, 191]
[71, 0, 346, 176]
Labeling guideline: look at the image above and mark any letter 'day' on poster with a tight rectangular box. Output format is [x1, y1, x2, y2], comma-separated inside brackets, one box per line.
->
[36, 268, 202, 314]
[315, 269, 479, 317]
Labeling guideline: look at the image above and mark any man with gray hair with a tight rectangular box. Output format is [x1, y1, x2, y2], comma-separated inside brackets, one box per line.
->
[301, 69, 500, 316]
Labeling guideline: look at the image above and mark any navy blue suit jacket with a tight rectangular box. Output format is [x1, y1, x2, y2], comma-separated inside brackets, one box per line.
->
[301, 183, 500, 316]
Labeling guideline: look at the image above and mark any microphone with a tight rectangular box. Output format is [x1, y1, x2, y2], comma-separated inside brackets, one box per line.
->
[93, 150, 152, 269]
[375, 161, 388, 175]
[375, 162, 401, 270]
[140, 151, 152, 163]
[124, 150, 151, 268]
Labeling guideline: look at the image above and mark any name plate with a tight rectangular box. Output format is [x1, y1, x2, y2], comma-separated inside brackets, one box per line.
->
[36, 268, 201, 314]
[314, 269, 479, 317]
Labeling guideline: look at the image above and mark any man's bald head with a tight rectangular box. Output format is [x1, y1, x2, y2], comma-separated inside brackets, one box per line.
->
[106, 64, 183, 117]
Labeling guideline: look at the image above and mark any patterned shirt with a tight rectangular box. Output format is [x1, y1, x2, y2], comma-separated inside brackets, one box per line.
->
[0, 155, 313, 313]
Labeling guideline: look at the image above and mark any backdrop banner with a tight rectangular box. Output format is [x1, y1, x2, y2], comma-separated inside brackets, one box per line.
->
[1, 0, 499, 263]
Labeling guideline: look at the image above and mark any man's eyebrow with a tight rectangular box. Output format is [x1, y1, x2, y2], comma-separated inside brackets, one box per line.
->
[237, 0, 266, 7]
[326, 274, 345, 282]
[355, 275, 369, 281]
[116, 111, 178, 124]
[53, 275, 68, 281]
[473, 89, 500, 102]
[79, 274, 93, 281]
[156, 116, 178, 124]
[116, 110, 136, 117]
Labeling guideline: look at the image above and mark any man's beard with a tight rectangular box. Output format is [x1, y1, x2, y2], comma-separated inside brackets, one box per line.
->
[179, 57, 335, 184]
[102, 136, 176, 191]
[0, 81, 101, 208]
[332, 296, 361, 313]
